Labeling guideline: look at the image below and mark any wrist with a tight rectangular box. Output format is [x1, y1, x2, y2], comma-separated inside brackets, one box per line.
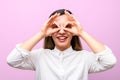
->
[78, 29, 86, 37]
[35, 30, 45, 40]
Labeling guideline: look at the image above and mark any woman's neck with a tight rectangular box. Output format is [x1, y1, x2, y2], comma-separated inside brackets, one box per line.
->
[55, 46, 71, 51]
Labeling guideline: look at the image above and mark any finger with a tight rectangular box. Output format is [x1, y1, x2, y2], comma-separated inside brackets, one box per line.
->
[52, 21, 59, 28]
[65, 10, 72, 18]
[47, 13, 58, 23]
[50, 13, 60, 21]
[64, 10, 71, 16]
[64, 11, 78, 21]
[65, 11, 76, 22]
[64, 28, 73, 33]
[51, 28, 60, 35]
[44, 13, 60, 28]
[64, 10, 81, 25]
[52, 28, 60, 33]
[49, 13, 60, 24]
[46, 13, 60, 23]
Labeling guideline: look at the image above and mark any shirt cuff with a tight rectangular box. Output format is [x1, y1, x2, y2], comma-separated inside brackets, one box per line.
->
[95, 45, 112, 56]
[16, 43, 31, 58]
[93, 45, 113, 61]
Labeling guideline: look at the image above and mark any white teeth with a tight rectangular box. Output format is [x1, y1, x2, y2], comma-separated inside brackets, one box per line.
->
[58, 37, 66, 39]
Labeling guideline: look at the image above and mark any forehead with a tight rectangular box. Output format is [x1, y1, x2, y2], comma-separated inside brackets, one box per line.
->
[54, 15, 69, 23]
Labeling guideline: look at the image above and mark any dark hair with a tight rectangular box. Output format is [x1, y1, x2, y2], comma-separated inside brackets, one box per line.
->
[44, 9, 83, 51]
[49, 9, 72, 18]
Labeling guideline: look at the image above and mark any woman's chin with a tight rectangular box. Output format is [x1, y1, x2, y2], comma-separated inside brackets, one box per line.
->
[56, 43, 70, 50]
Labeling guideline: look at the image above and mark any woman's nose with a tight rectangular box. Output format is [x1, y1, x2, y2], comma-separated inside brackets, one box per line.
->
[58, 28, 65, 34]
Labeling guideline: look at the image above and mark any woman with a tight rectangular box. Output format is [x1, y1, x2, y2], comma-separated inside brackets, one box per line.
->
[7, 9, 117, 80]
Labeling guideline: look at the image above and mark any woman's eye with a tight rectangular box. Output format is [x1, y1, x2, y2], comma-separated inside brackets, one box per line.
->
[65, 24, 72, 28]
[52, 24, 58, 29]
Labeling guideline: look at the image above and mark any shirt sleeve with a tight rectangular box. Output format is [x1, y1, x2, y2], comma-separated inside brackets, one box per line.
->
[7, 44, 43, 70]
[88, 46, 117, 73]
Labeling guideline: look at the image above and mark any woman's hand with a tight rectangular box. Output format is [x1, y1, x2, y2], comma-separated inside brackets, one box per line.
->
[64, 11, 106, 53]
[64, 11, 83, 37]
[40, 13, 60, 37]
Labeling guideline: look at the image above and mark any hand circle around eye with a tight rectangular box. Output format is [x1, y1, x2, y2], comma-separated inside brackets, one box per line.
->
[51, 24, 58, 29]
[65, 24, 72, 28]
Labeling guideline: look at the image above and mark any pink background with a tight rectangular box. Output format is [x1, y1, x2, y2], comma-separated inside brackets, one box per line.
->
[0, 0, 120, 80]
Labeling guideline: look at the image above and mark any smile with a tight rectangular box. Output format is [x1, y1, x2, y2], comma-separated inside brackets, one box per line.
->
[57, 36, 68, 42]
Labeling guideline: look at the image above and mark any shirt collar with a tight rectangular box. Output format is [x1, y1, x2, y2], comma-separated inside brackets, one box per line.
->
[53, 46, 73, 56]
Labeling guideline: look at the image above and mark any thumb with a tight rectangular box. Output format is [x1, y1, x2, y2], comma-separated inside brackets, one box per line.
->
[51, 28, 60, 34]
[64, 28, 74, 34]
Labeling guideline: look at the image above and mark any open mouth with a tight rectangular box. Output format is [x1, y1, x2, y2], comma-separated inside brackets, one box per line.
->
[57, 36, 68, 42]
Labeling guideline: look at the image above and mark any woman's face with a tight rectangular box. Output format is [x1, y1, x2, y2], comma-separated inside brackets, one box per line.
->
[51, 14, 73, 51]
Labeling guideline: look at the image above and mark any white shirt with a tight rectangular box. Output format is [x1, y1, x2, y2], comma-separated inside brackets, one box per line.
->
[7, 45, 116, 80]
